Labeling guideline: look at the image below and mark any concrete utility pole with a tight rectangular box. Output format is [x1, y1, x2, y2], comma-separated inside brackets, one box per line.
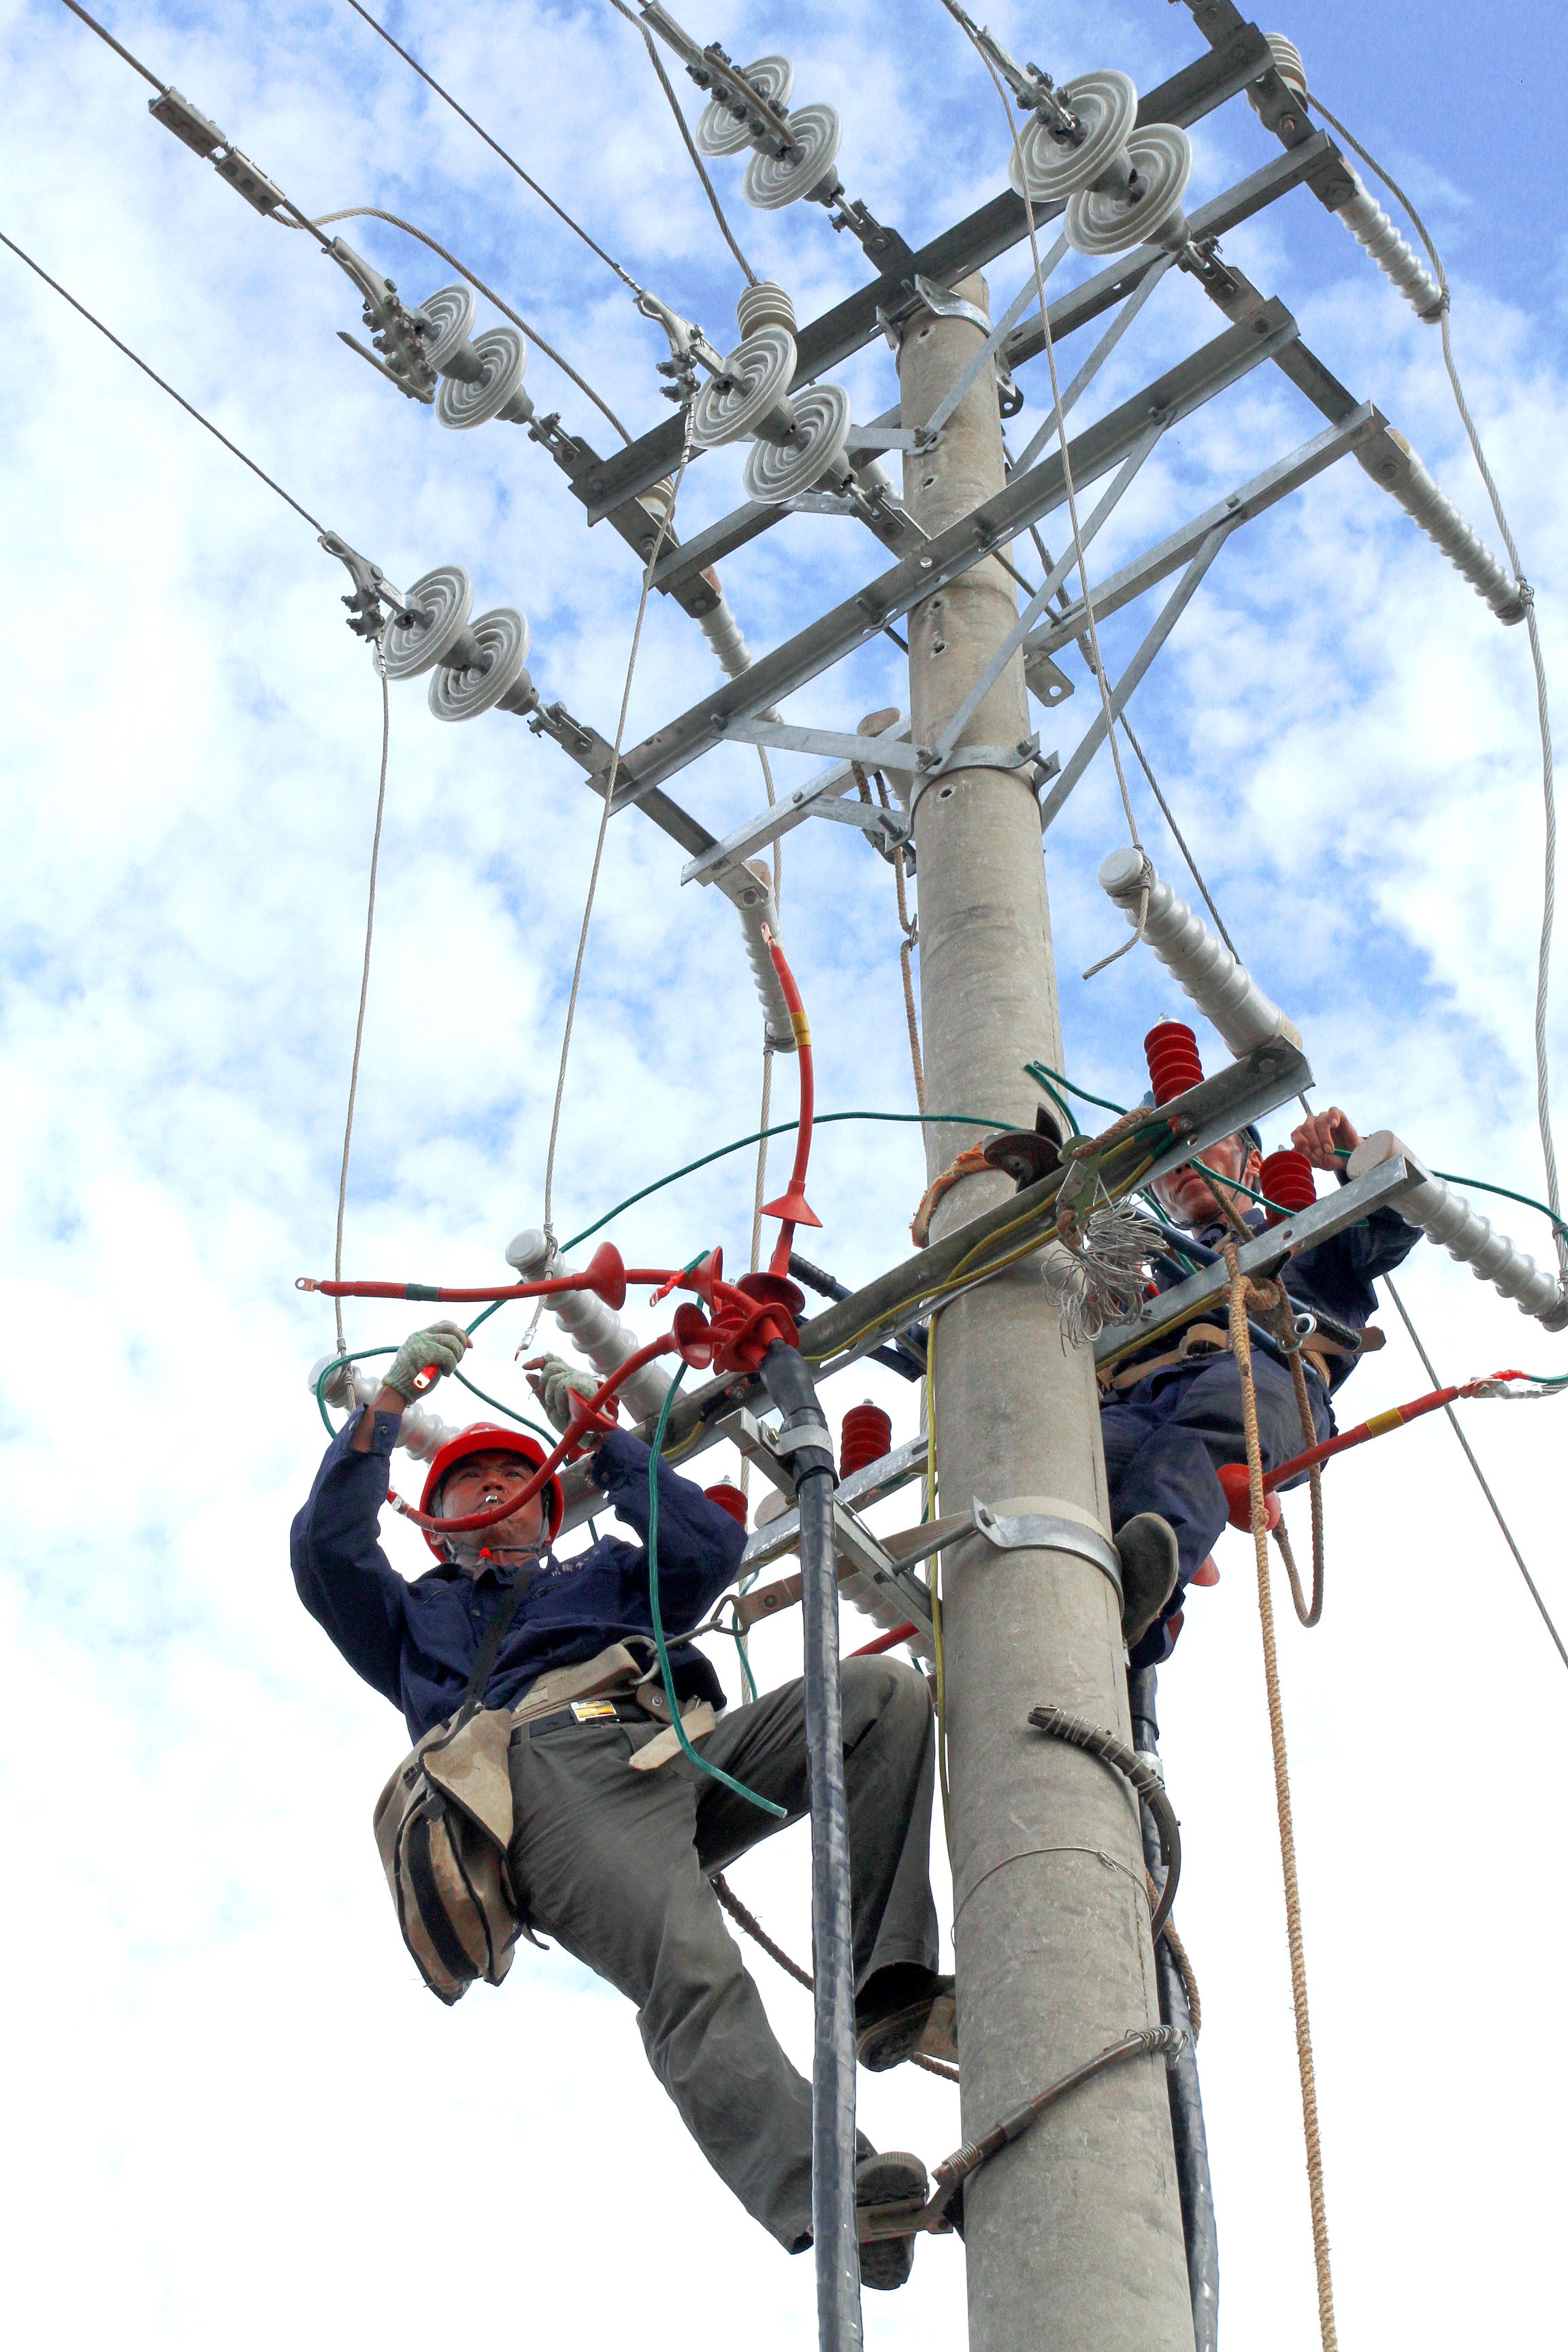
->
[898, 276, 1195, 2351]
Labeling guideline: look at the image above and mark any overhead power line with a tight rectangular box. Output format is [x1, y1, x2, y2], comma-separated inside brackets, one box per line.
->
[340, 0, 645, 296]
[606, 0, 759, 285]
[0, 225, 325, 532]
[57, 0, 159, 86]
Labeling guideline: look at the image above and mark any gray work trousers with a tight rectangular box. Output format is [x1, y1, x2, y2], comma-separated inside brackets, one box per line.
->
[506, 1656, 939, 2250]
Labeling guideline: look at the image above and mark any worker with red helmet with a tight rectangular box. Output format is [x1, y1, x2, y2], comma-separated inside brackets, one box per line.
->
[290, 1319, 947, 2285]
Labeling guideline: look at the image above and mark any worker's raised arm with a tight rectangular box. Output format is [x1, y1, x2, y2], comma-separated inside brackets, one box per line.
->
[588, 1428, 749, 1629]
[291, 1323, 471, 1702]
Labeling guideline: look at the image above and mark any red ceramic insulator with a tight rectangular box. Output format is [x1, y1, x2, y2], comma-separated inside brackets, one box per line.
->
[704, 1483, 749, 1529]
[1145, 1020, 1204, 1107]
[1259, 1148, 1317, 1225]
[838, 1403, 892, 1481]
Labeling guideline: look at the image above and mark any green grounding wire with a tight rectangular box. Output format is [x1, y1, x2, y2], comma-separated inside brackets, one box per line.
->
[647, 1362, 785, 1818]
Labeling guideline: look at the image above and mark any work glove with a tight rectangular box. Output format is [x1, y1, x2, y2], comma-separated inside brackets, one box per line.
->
[528, 1352, 604, 1435]
[385, 1321, 471, 1401]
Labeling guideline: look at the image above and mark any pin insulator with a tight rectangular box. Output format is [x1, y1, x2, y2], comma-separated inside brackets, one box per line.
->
[1259, 1149, 1317, 1225]
[704, 1482, 749, 1529]
[1144, 1020, 1203, 1106]
[839, 1403, 892, 1481]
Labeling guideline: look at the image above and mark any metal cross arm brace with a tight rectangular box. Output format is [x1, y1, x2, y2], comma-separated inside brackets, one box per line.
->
[1025, 407, 1377, 660]
[578, 27, 1277, 523]
[681, 731, 915, 886]
[609, 304, 1300, 808]
[1092, 1154, 1419, 1371]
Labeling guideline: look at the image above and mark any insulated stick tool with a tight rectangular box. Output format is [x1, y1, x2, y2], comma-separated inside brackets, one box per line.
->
[1215, 1370, 1543, 1529]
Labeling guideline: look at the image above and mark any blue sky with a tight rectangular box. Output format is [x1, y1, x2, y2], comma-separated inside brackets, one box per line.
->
[3, 4, 1566, 2347]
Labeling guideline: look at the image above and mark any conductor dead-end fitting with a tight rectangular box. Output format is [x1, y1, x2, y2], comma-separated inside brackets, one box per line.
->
[1098, 849, 1302, 1056]
[1348, 1134, 1568, 1330]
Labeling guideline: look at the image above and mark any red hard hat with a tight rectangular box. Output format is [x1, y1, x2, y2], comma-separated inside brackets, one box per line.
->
[418, 1423, 565, 1558]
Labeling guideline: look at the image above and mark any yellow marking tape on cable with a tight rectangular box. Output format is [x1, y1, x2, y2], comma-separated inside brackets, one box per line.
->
[791, 1011, 811, 1048]
[1363, 1407, 1405, 1439]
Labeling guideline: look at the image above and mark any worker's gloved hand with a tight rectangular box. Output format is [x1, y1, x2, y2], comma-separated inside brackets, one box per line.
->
[1290, 1105, 1361, 1173]
[385, 1321, 471, 1401]
[528, 1352, 604, 1435]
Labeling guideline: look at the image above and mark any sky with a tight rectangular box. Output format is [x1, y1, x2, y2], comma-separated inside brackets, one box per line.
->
[3, 2, 1565, 2346]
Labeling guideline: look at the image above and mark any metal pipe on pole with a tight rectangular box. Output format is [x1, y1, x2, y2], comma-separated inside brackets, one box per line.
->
[897, 276, 1196, 2351]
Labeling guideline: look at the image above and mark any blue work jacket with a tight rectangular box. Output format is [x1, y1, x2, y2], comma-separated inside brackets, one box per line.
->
[291, 1418, 747, 1745]
[1134, 1194, 1420, 1391]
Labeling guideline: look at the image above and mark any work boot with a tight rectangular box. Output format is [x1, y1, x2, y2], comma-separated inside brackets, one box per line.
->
[1116, 1513, 1180, 1648]
[855, 2150, 929, 2291]
[855, 1963, 958, 2072]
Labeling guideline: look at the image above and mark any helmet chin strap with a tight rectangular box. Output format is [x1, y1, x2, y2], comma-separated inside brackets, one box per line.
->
[442, 1533, 549, 1573]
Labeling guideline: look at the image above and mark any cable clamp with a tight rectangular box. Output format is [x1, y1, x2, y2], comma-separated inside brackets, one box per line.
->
[769, 1418, 834, 1458]
[970, 1499, 1122, 1600]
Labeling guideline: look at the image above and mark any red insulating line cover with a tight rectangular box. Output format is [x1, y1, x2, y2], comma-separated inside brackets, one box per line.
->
[758, 933, 821, 1274]
[396, 1333, 674, 1532]
[849, 1622, 919, 1658]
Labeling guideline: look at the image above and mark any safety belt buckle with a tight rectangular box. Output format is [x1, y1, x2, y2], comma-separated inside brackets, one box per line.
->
[569, 1699, 621, 1723]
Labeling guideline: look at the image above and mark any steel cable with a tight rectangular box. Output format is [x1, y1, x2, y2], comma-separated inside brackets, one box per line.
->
[540, 402, 696, 1241]
[606, 0, 758, 284]
[332, 644, 392, 1358]
[340, 0, 644, 295]
[1, 227, 326, 532]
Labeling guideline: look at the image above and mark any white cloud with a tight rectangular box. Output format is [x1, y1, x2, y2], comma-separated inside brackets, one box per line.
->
[3, 3, 1565, 2346]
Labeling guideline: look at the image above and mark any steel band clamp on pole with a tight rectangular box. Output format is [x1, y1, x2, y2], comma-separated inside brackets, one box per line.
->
[970, 1499, 1124, 1605]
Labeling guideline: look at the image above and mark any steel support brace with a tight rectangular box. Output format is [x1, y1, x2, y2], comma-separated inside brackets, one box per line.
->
[1037, 521, 1239, 832]
[932, 423, 1167, 764]
[611, 308, 1298, 808]
[1026, 408, 1377, 659]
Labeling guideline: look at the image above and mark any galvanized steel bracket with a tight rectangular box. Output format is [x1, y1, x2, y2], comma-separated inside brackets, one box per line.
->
[970, 1499, 1124, 1601]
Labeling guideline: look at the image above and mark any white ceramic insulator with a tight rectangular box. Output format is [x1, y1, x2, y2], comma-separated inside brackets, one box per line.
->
[503, 1229, 674, 1420]
[1347, 1132, 1568, 1328]
[307, 1357, 459, 1457]
[732, 858, 796, 1051]
[1098, 849, 1302, 1055]
[1333, 173, 1445, 322]
[1379, 440, 1528, 623]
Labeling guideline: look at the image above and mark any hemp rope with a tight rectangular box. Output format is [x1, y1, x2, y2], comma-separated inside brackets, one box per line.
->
[1225, 1243, 1337, 2351]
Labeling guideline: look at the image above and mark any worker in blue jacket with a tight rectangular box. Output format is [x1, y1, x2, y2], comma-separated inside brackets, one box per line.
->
[1102, 1105, 1420, 1667]
[291, 1331, 945, 2287]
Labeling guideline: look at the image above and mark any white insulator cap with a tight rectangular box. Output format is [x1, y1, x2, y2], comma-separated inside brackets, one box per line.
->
[1348, 1132, 1568, 1328]
[502, 1228, 674, 1420]
[1375, 436, 1529, 624]
[1245, 32, 1308, 103]
[1098, 849, 1302, 1055]
[736, 279, 797, 339]
[1333, 173, 1446, 322]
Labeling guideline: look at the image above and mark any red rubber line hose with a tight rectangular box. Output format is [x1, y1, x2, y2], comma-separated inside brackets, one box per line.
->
[394, 1334, 674, 1531]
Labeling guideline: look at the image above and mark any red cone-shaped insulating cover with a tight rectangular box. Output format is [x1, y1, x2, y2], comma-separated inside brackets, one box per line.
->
[583, 1241, 627, 1311]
